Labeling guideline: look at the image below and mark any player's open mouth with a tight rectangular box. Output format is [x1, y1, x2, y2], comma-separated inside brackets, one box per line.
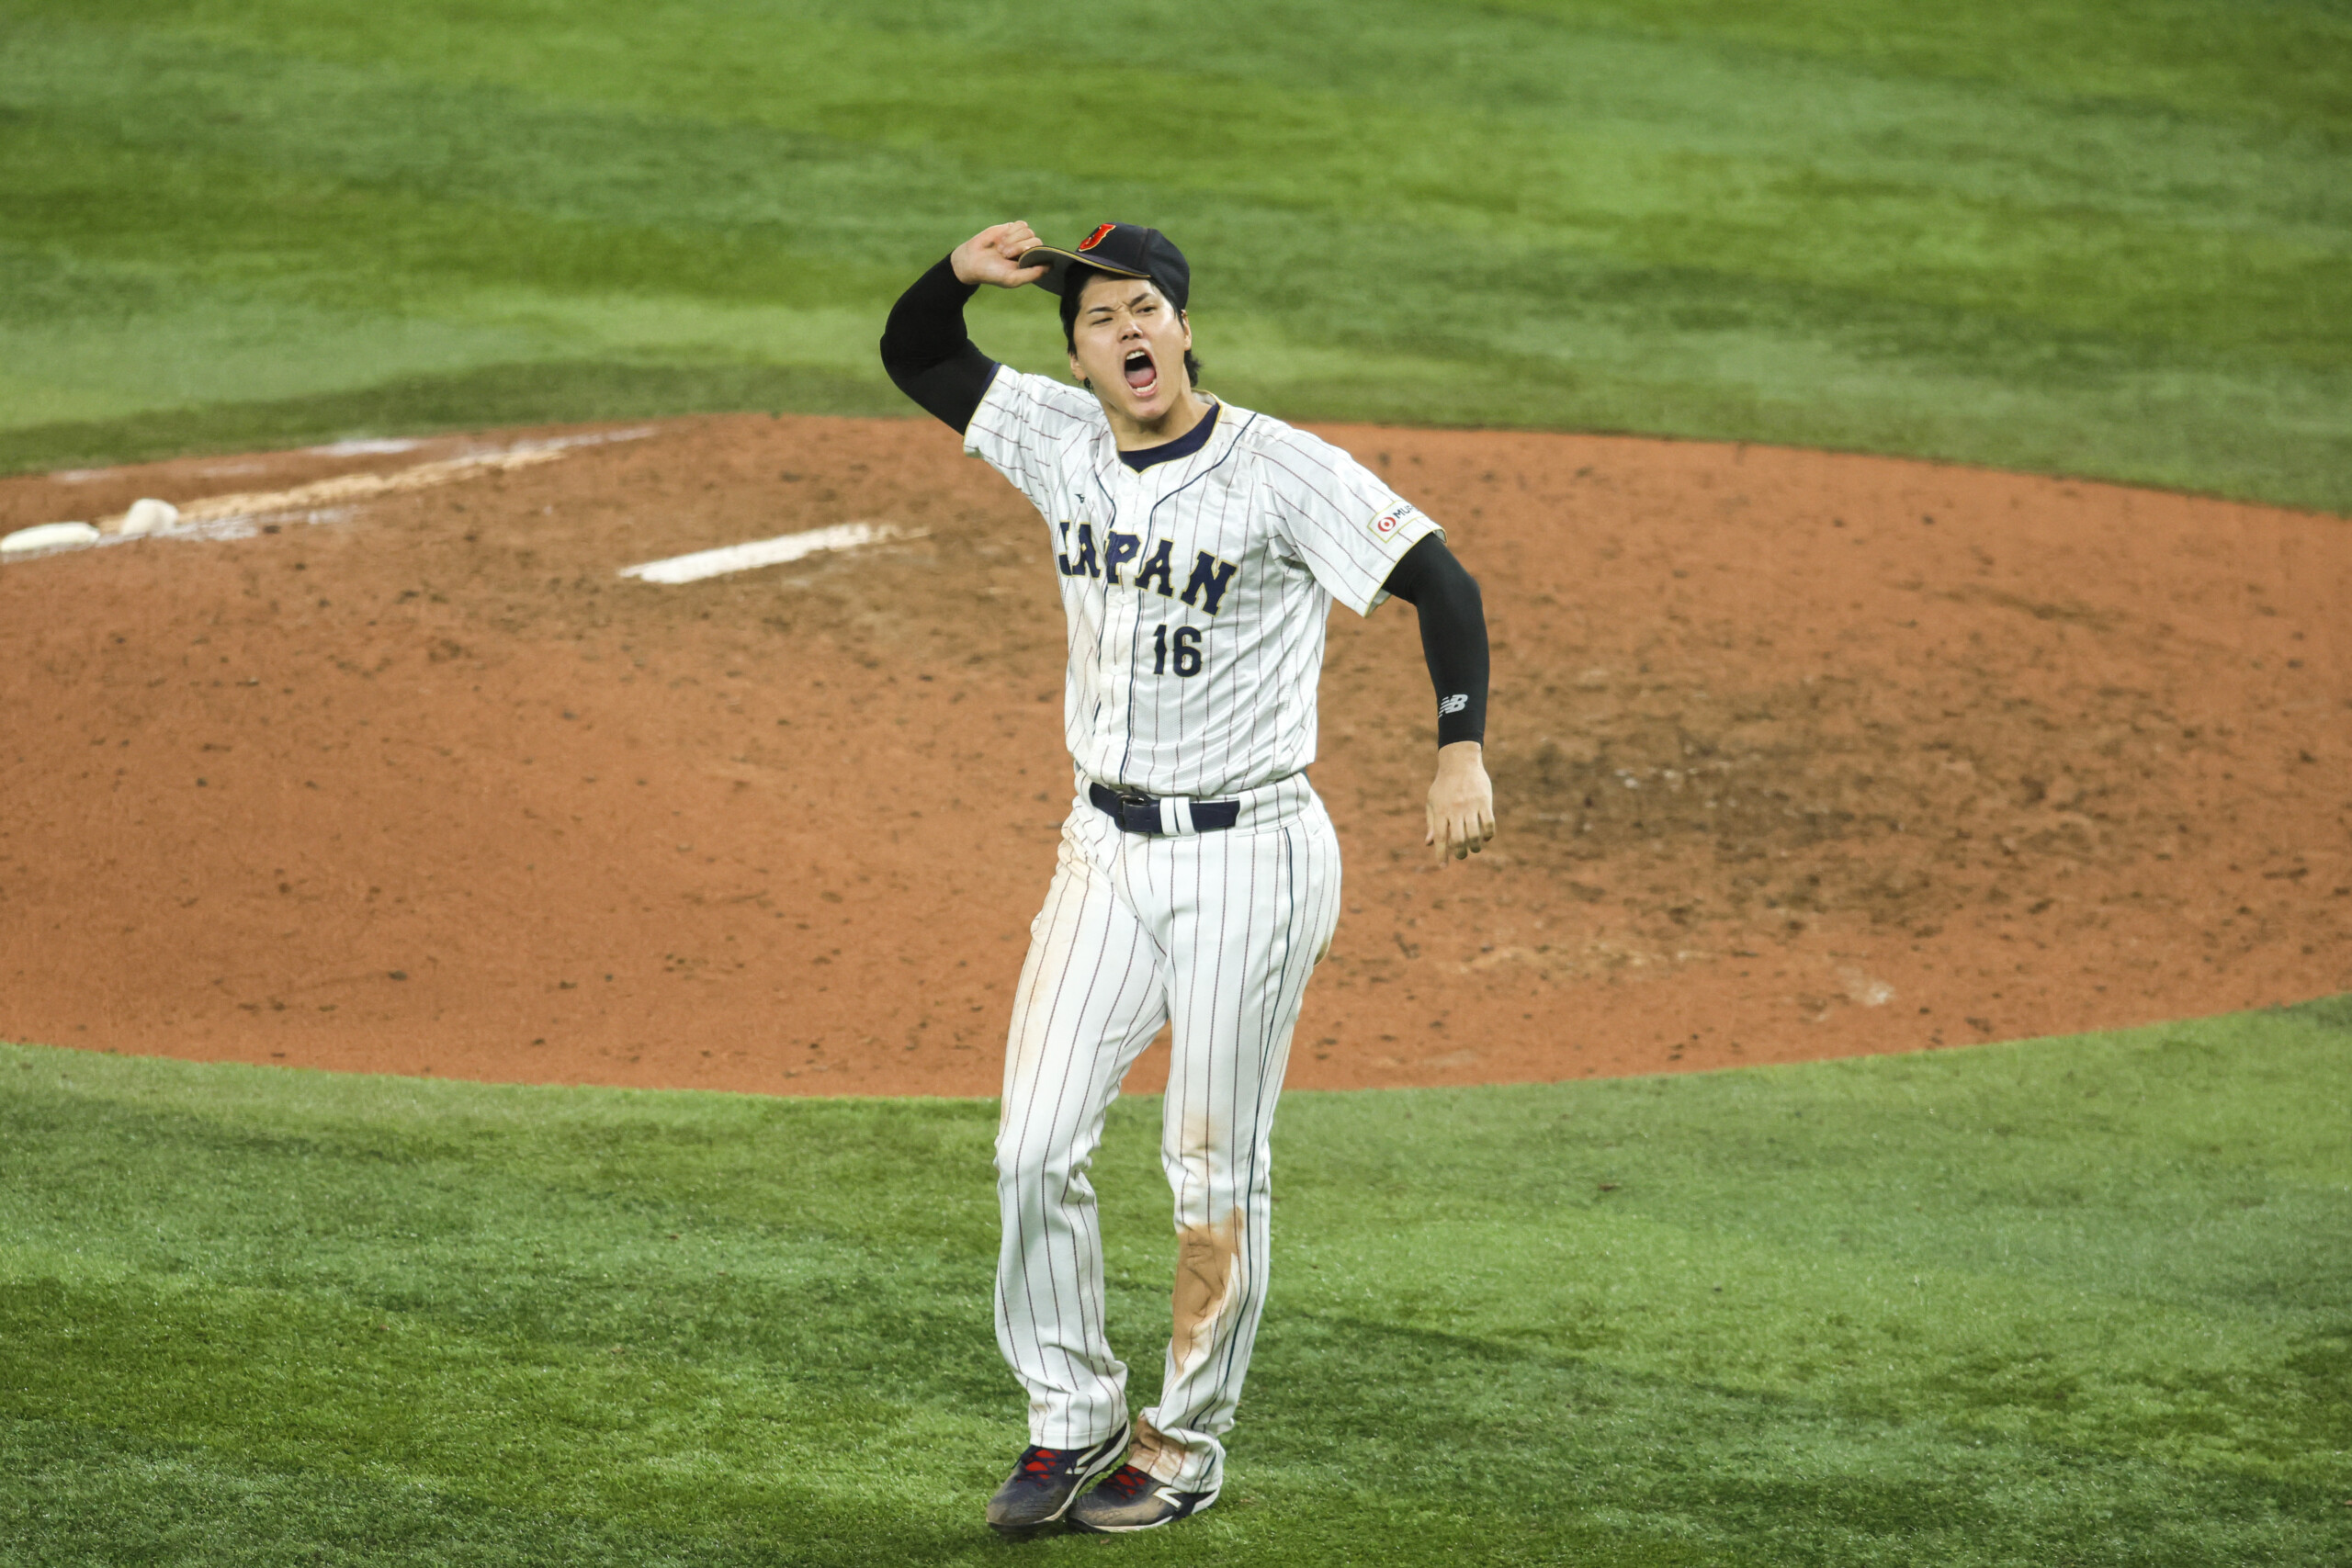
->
[1123, 350, 1158, 393]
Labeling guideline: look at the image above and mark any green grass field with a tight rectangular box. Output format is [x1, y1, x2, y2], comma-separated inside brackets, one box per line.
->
[3, 0, 2349, 509]
[5, 1004, 2347, 1565]
[6, 6, 2349, 1561]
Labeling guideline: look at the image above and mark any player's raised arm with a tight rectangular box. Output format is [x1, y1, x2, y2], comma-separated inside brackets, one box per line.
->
[878, 223, 1049, 434]
[1381, 536, 1497, 864]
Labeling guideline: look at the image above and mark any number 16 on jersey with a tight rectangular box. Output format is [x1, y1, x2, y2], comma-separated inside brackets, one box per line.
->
[1152, 624, 1203, 677]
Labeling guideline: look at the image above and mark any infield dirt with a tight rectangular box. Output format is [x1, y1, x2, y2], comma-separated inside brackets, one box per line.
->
[3, 413, 2345, 1096]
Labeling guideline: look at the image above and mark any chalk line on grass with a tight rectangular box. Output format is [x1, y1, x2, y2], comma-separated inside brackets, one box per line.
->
[307, 438, 425, 457]
[96, 427, 657, 535]
[6, 429, 657, 563]
[618, 522, 922, 584]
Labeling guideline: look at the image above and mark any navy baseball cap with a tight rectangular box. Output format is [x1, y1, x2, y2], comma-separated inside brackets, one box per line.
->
[1021, 222, 1190, 312]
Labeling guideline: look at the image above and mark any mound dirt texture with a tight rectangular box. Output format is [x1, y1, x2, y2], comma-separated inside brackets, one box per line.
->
[3, 413, 2346, 1097]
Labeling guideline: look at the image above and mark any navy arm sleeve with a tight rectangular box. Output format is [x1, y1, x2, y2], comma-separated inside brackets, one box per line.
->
[878, 255, 1001, 434]
[1380, 534, 1488, 749]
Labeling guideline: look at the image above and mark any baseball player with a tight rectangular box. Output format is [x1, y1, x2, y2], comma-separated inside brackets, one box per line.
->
[879, 220, 1494, 1536]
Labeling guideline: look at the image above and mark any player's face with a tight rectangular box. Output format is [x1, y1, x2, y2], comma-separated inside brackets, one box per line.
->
[1068, 276, 1193, 423]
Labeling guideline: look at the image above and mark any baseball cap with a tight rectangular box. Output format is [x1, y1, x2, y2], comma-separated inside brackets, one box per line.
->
[1021, 223, 1190, 312]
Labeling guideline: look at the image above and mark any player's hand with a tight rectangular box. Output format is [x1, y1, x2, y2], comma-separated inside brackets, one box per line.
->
[952, 222, 1050, 288]
[1426, 740, 1497, 865]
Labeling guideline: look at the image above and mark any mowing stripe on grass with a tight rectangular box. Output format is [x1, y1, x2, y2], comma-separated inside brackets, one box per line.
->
[2, 3, 2347, 509]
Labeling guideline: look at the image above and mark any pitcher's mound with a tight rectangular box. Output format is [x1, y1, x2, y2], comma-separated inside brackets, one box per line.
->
[2, 413, 2344, 1094]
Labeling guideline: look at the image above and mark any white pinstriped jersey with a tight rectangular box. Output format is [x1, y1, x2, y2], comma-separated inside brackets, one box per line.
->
[965, 366, 1442, 799]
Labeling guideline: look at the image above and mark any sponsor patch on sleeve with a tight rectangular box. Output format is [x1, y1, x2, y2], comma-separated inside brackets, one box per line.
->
[1366, 500, 1417, 540]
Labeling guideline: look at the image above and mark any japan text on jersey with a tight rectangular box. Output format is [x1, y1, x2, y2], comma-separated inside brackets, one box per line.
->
[965, 367, 1441, 799]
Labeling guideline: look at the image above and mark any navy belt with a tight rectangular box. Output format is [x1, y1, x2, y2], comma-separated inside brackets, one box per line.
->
[1089, 782, 1241, 836]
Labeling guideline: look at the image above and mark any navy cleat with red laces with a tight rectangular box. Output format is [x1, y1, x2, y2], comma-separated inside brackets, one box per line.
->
[1066, 1462, 1219, 1533]
[984, 1423, 1130, 1537]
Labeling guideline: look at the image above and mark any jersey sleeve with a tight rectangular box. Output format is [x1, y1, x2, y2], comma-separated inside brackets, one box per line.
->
[961, 365, 1102, 515]
[1260, 428, 1444, 616]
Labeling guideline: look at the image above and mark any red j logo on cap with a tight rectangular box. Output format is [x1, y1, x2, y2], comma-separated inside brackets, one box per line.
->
[1078, 223, 1115, 252]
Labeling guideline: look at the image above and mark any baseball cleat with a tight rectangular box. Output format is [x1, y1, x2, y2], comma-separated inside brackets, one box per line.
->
[984, 1422, 1130, 1538]
[1065, 1463, 1219, 1533]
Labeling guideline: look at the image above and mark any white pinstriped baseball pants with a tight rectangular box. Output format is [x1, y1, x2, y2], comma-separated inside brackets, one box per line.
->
[994, 773, 1342, 1494]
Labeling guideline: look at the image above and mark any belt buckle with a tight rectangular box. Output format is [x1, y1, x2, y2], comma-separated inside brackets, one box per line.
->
[1115, 790, 1160, 835]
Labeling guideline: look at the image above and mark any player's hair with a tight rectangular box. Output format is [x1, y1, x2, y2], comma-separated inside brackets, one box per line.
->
[1060, 265, 1202, 388]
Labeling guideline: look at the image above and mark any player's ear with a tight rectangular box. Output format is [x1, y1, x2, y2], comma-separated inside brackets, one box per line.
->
[1178, 310, 1191, 351]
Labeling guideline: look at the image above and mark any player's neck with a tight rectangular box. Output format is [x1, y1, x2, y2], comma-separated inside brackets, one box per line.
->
[1102, 386, 1212, 452]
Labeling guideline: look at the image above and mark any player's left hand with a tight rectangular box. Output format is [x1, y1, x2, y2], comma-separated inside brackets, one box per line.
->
[1426, 741, 1497, 865]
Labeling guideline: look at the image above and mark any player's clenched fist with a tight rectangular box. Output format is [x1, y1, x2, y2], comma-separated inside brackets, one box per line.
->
[951, 222, 1049, 289]
[1426, 740, 1498, 864]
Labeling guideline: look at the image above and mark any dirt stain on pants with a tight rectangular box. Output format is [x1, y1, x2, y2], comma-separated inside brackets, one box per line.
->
[1169, 1210, 1242, 1375]
[1125, 1209, 1248, 1480]
[1126, 1412, 1178, 1479]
